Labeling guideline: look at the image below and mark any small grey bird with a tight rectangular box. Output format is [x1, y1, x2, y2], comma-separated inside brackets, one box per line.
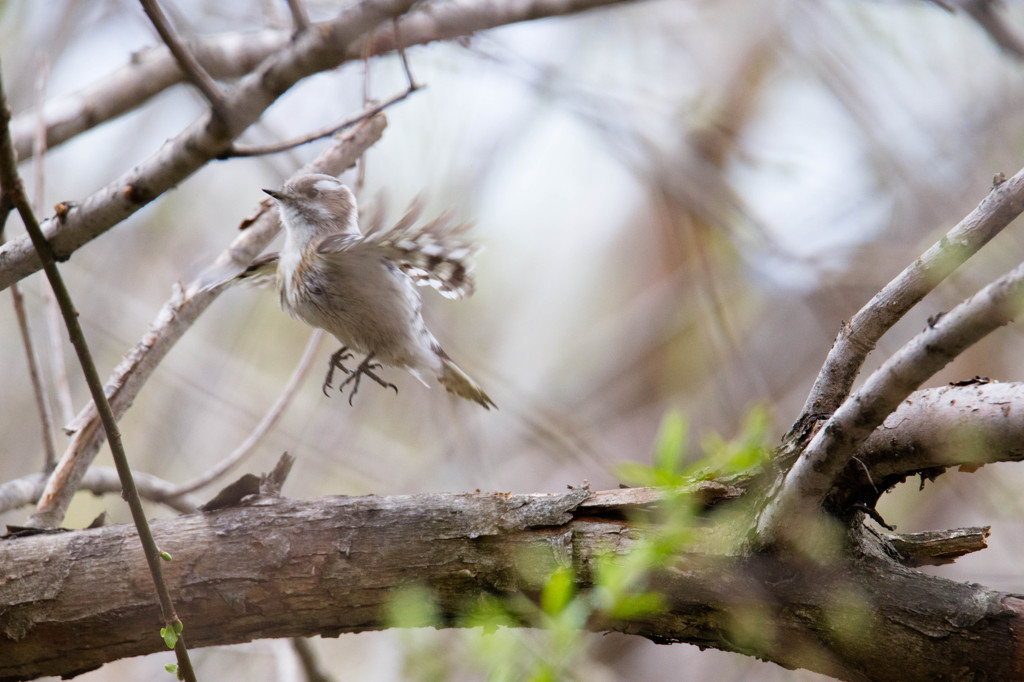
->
[242, 173, 495, 409]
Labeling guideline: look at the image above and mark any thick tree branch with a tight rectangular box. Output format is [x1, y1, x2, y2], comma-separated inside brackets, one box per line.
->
[788, 169, 1024, 446]
[759, 257, 1024, 547]
[9, 30, 287, 161]
[1, 490, 1021, 682]
[831, 381, 1024, 506]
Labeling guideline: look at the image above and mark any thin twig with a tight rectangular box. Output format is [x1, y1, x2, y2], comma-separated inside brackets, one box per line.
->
[0, 64, 197, 682]
[139, 0, 228, 120]
[30, 56, 74, 424]
[393, 15, 419, 90]
[10, 283, 57, 470]
[223, 84, 420, 158]
[42, 286, 74, 424]
[0, 467, 201, 516]
[286, 0, 311, 33]
[960, 0, 1024, 61]
[290, 638, 335, 682]
[786, 168, 1024, 446]
[30, 57, 74, 426]
[167, 329, 324, 497]
[16, 57, 61, 469]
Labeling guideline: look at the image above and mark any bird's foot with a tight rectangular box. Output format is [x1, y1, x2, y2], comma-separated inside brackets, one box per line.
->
[335, 352, 399, 405]
[322, 346, 354, 397]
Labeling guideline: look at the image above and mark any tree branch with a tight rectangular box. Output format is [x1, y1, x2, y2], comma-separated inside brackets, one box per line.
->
[9, 281, 57, 470]
[1, 490, 1021, 682]
[9, 30, 288, 161]
[138, 0, 228, 119]
[9, 0, 640, 165]
[788, 169, 1024, 447]
[164, 330, 323, 498]
[759, 256, 1024, 547]
[830, 381, 1024, 506]
[0, 467, 200, 516]
[0, 0, 420, 294]
[223, 84, 419, 158]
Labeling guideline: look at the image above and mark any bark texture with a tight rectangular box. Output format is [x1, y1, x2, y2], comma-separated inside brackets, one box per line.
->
[1, 490, 1022, 681]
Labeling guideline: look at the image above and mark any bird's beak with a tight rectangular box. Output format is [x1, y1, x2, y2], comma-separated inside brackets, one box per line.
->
[263, 188, 284, 201]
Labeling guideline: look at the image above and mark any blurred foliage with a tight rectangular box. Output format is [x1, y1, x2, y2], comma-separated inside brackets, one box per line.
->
[384, 407, 772, 681]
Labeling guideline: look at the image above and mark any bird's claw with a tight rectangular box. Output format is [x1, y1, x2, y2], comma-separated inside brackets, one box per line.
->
[322, 346, 354, 396]
[325, 351, 399, 405]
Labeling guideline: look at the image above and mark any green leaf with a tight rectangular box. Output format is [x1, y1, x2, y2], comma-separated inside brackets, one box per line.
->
[614, 461, 659, 487]
[164, 664, 178, 675]
[160, 621, 183, 649]
[607, 591, 667, 619]
[700, 405, 771, 476]
[384, 585, 440, 628]
[653, 410, 688, 475]
[540, 567, 575, 616]
[160, 551, 173, 562]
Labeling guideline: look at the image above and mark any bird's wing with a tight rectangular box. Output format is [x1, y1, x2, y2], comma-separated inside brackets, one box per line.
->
[235, 253, 281, 289]
[316, 232, 365, 254]
[336, 210, 480, 300]
[189, 252, 279, 294]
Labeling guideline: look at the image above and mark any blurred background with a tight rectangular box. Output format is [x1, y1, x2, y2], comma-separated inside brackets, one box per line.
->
[4, 0, 1024, 679]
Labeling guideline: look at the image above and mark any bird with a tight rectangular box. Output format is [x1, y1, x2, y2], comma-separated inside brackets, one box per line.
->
[239, 173, 495, 409]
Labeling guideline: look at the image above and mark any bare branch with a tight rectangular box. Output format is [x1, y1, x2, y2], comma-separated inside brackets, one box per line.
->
[29, 56, 74, 427]
[41, 283, 73, 424]
[827, 381, 1024, 507]
[0, 62, 197, 682]
[884, 526, 991, 567]
[10, 30, 288, 161]
[0, 0, 421, 293]
[9, 0, 638, 165]
[1, 490, 1019, 682]
[290, 638, 334, 682]
[393, 14, 419, 90]
[9, 283, 57, 469]
[960, 0, 1024, 60]
[224, 84, 419, 158]
[347, 0, 640, 58]
[138, 0, 228, 118]
[759, 255, 1024, 547]
[286, 0, 311, 33]
[788, 169, 1024, 446]
[33, 117, 386, 528]
[0, 468, 200, 516]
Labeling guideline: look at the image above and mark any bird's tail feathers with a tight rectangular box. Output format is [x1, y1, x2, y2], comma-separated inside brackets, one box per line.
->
[437, 355, 496, 410]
